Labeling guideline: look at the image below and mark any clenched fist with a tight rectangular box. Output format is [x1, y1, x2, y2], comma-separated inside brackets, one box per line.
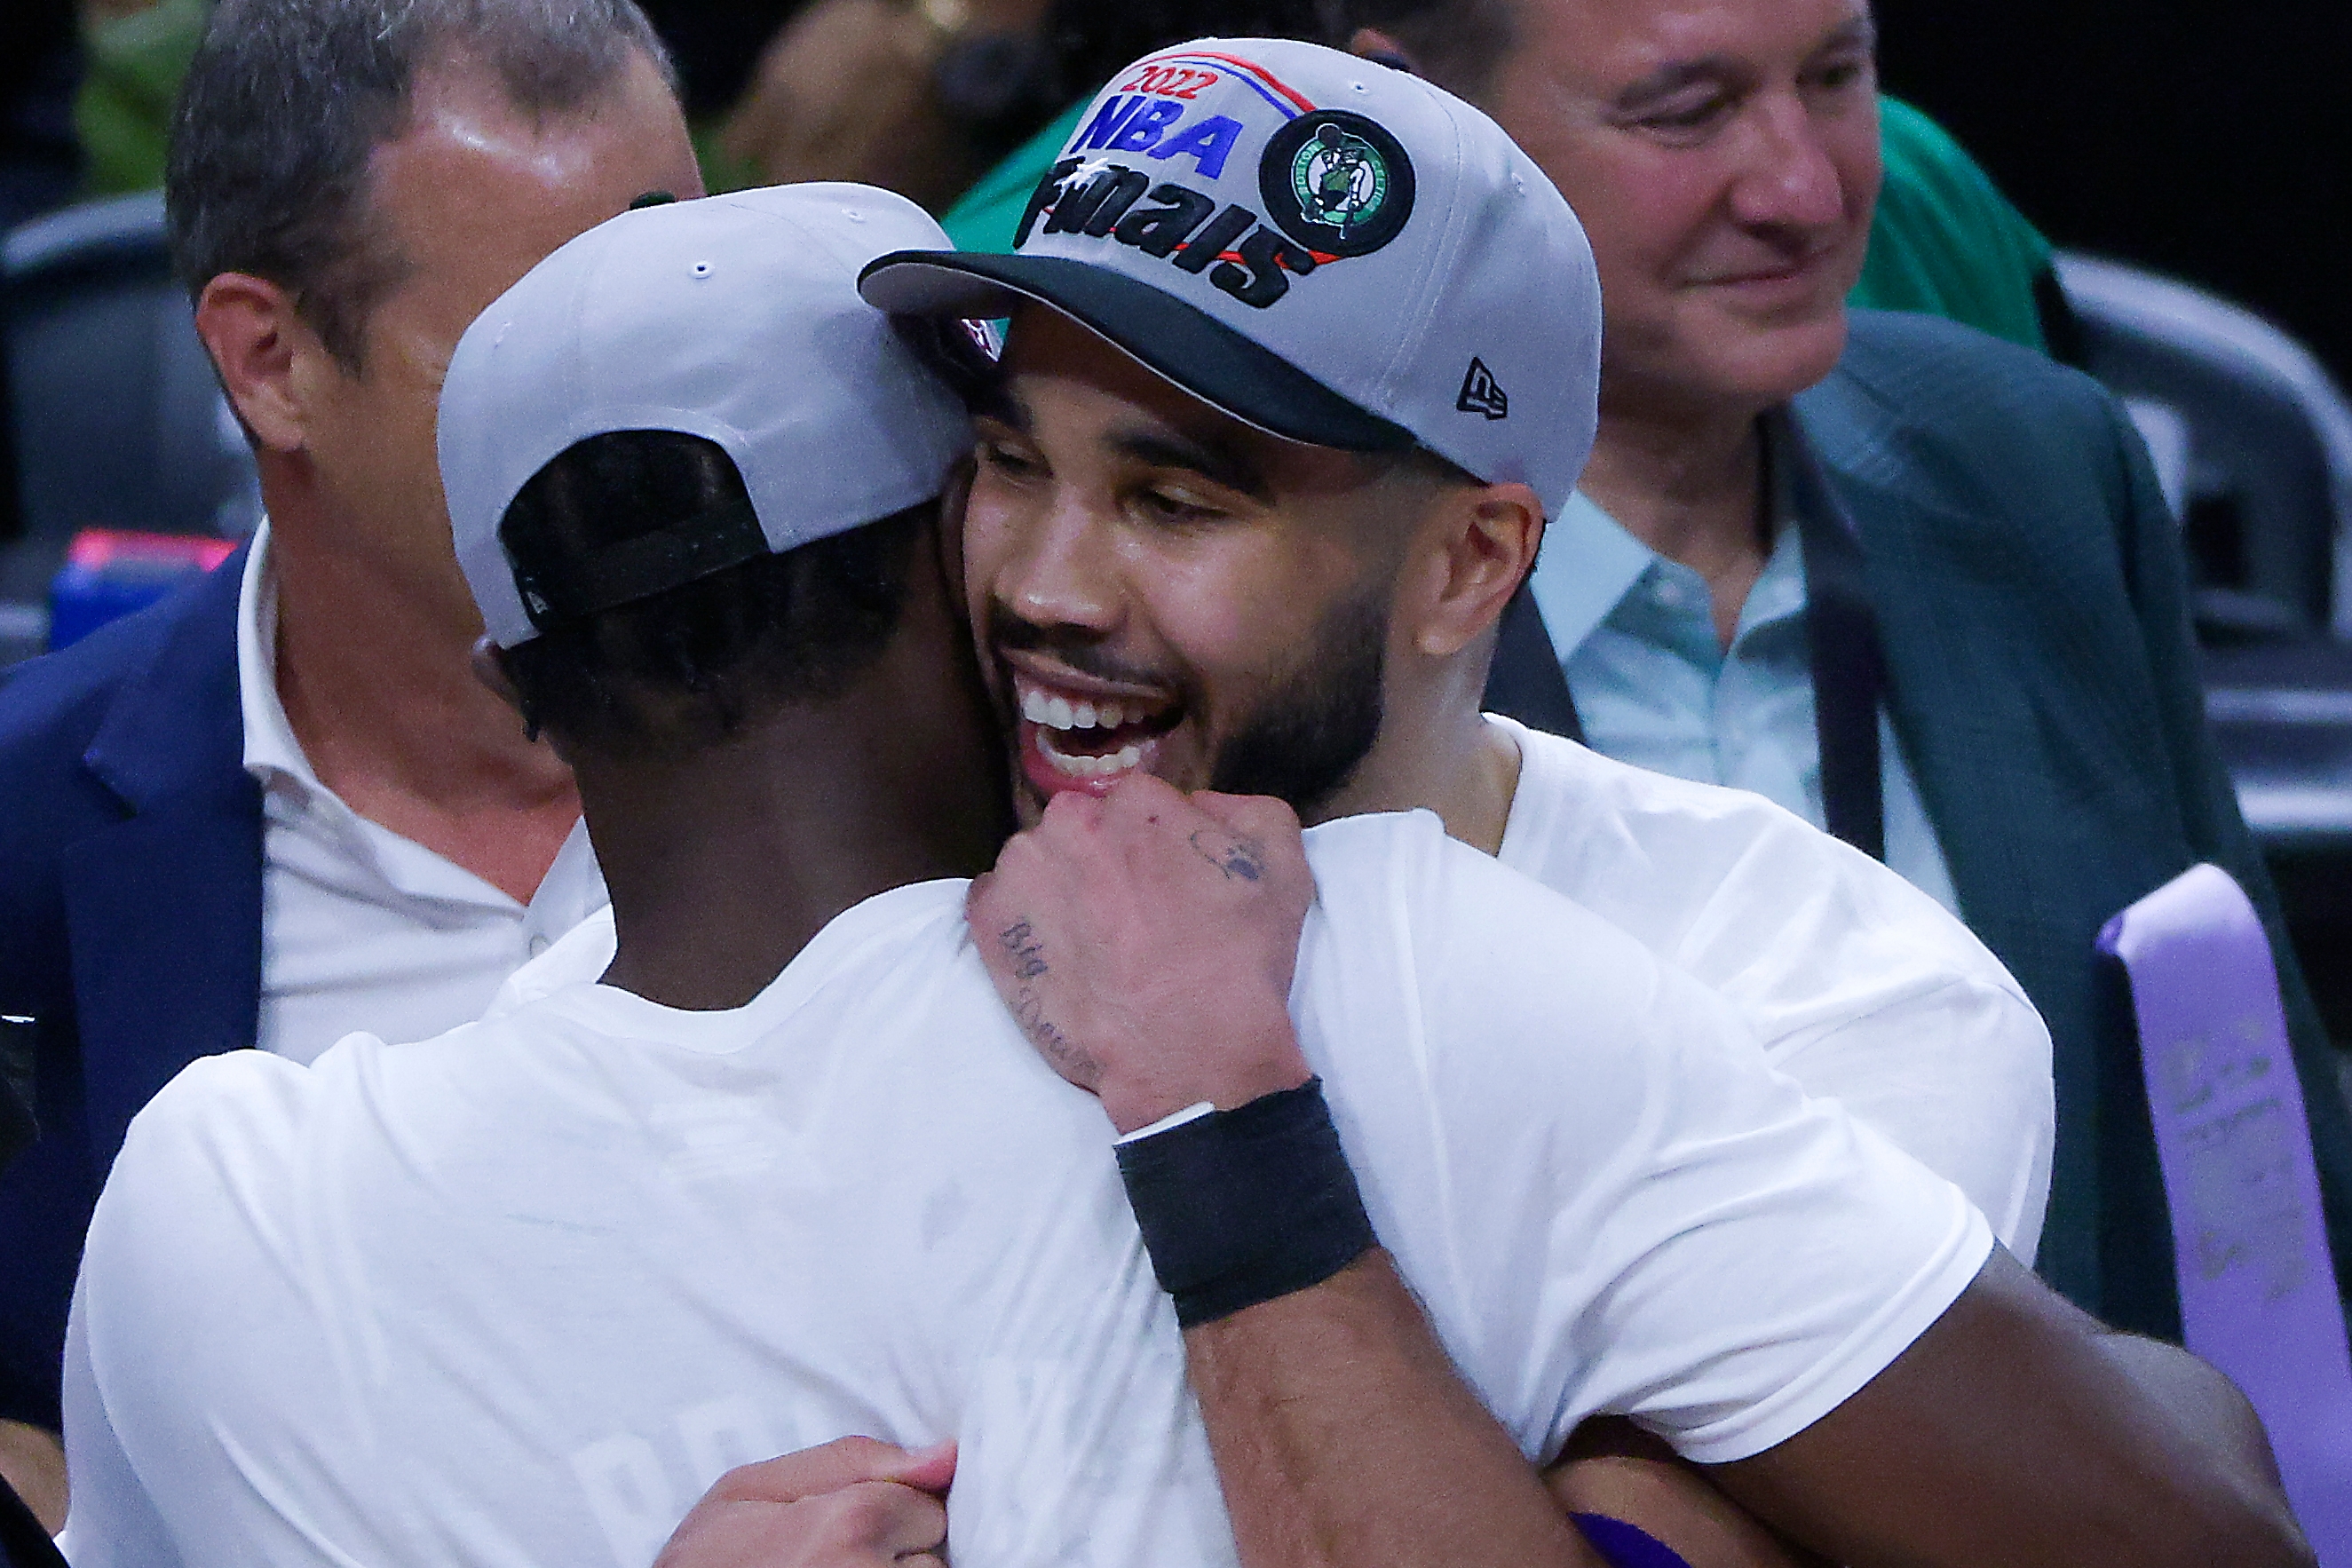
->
[965, 774, 1314, 1134]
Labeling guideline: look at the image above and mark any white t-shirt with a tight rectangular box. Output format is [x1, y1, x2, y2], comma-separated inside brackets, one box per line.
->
[491, 719, 2055, 1257]
[61, 813, 1991, 1568]
[1491, 717, 2053, 1259]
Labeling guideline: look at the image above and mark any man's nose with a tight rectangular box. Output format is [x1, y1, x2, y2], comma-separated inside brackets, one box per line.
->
[1727, 94, 1849, 233]
[990, 496, 1124, 638]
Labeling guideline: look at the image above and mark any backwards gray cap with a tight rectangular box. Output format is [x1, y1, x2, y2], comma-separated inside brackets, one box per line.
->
[858, 37, 1602, 518]
[441, 184, 973, 648]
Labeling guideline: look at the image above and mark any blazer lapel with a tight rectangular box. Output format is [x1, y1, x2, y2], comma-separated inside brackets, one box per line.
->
[60, 548, 264, 1163]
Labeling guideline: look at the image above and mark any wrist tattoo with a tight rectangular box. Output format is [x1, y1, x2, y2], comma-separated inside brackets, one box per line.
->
[1189, 829, 1266, 883]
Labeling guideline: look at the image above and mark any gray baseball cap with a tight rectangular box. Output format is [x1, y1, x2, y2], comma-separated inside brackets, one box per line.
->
[858, 37, 1602, 517]
[440, 184, 974, 648]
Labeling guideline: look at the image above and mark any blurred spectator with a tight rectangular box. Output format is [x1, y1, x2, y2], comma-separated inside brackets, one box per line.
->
[712, 0, 1063, 207]
[74, 0, 206, 197]
[0, 0, 701, 1527]
[1852, 95, 2079, 360]
[0, 0, 82, 233]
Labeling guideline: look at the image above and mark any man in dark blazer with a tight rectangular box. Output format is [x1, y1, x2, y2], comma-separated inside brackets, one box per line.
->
[0, 0, 704, 1522]
[1350, 0, 2352, 1341]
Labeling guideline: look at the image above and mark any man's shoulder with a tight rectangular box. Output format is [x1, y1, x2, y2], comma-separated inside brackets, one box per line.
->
[0, 552, 245, 820]
[1496, 719, 2032, 1014]
[1501, 718, 1857, 892]
[1807, 311, 2126, 480]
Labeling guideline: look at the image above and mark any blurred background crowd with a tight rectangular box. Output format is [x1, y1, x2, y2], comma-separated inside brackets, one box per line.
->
[5, 0, 2349, 1033]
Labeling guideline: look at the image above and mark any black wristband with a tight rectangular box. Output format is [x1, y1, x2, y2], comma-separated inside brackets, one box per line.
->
[1114, 1078, 1377, 1329]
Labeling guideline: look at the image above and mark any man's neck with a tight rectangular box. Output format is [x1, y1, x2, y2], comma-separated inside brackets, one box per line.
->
[1579, 399, 1770, 646]
[588, 577, 1013, 1012]
[1315, 683, 1524, 858]
[265, 477, 580, 902]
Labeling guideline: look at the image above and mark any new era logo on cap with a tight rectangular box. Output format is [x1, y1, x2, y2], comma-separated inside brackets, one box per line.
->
[1457, 358, 1509, 421]
[859, 37, 1603, 521]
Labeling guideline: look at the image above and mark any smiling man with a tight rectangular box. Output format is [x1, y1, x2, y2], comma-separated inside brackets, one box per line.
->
[1321, 0, 2352, 1340]
[864, 37, 2052, 1271]
[850, 27, 2327, 1555]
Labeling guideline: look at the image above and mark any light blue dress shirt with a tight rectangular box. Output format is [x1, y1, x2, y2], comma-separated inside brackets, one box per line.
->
[1524, 487, 1963, 916]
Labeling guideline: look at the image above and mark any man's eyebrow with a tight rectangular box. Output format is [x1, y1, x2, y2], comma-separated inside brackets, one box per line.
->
[1612, 15, 1877, 111]
[1109, 427, 1275, 503]
[1816, 15, 1879, 55]
[1612, 57, 1740, 112]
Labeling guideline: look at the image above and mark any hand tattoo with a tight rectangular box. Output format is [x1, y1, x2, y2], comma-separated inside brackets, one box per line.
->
[998, 919, 1101, 1088]
[999, 920, 1048, 980]
[1189, 829, 1267, 883]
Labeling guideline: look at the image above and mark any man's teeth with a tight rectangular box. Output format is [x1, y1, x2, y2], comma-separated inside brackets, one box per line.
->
[1038, 738, 1147, 778]
[1020, 689, 1130, 731]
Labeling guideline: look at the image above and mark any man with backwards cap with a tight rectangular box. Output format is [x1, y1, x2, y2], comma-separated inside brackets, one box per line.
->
[59, 172, 2306, 1568]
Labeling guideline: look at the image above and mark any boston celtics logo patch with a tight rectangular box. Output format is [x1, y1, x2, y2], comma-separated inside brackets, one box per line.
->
[1259, 110, 1414, 258]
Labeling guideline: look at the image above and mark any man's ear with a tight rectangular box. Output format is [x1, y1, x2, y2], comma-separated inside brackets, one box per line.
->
[1409, 483, 1544, 660]
[1349, 27, 1422, 75]
[470, 634, 525, 714]
[193, 272, 322, 454]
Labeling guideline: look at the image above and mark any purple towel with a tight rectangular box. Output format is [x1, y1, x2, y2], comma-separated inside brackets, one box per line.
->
[2102, 863, 2352, 1561]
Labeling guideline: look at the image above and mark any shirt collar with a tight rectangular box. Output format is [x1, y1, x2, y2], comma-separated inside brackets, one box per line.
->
[236, 519, 315, 790]
[1525, 490, 1657, 661]
[1527, 420, 1817, 661]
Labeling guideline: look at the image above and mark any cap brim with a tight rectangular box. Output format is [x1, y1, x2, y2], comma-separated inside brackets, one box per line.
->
[858, 251, 1414, 455]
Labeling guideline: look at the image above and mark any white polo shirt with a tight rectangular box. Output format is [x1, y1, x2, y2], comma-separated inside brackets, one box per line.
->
[60, 812, 1990, 1568]
[237, 526, 608, 1062]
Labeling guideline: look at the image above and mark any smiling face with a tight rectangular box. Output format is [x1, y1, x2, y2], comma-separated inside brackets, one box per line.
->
[1482, 0, 1881, 420]
[963, 308, 1457, 825]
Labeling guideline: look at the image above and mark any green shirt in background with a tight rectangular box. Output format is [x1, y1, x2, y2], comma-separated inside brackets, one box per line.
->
[1853, 96, 2053, 352]
[940, 94, 2055, 354]
[76, 0, 210, 198]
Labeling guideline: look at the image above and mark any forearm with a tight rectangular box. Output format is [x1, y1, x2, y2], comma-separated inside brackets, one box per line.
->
[1713, 1250, 2311, 1568]
[1185, 1250, 1598, 1568]
[2095, 1331, 2285, 1498]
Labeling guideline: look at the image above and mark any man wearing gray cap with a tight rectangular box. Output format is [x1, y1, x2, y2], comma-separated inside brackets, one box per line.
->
[861, 35, 2055, 1271]
[59, 75, 2304, 1568]
[859, 33, 2301, 1562]
[1316, 0, 2352, 1345]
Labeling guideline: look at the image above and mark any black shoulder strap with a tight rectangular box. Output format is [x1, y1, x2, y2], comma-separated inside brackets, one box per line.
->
[1482, 581, 1585, 743]
[1773, 410, 1889, 862]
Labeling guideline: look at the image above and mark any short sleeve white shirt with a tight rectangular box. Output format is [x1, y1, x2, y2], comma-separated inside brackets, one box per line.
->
[62, 813, 1990, 1568]
[1491, 716, 2053, 1260]
[237, 526, 608, 1062]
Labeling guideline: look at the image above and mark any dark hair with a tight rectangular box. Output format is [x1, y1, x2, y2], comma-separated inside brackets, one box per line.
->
[496, 430, 928, 756]
[164, 0, 671, 370]
[1335, 0, 1517, 101]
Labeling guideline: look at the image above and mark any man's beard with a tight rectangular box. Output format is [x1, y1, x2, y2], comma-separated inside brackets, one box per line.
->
[986, 582, 1391, 819]
[1206, 585, 1388, 817]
